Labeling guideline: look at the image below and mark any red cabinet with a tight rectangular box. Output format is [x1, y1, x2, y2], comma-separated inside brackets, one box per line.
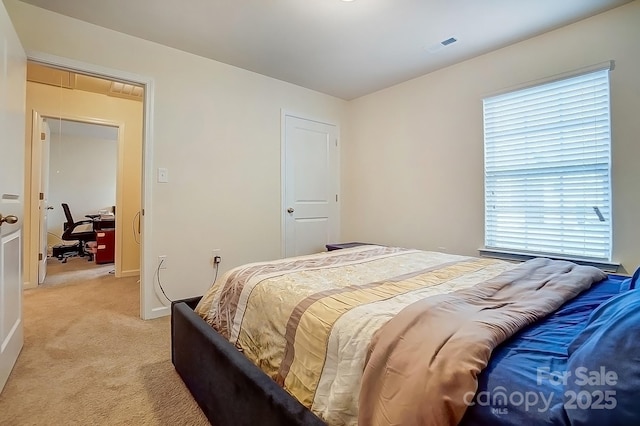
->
[95, 228, 115, 264]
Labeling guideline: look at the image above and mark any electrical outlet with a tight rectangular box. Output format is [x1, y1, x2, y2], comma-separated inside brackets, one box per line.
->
[212, 249, 222, 265]
[158, 255, 168, 269]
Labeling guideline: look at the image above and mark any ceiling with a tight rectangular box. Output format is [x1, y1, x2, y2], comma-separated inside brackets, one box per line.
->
[27, 62, 144, 101]
[17, 0, 632, 100]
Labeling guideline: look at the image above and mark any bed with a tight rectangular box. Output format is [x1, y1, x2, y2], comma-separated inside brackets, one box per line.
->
[171, 245, 640, 425]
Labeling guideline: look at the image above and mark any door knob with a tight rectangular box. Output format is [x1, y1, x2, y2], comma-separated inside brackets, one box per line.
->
[287, 208, 295, 214]
[47, 206, 54, 210]
[0, 213, 18, 226]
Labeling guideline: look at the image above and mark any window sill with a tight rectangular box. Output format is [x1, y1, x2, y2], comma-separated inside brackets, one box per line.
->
[478, 247, 620, 273]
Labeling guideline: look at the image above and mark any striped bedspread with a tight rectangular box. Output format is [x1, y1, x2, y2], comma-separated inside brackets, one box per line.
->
[195, 245, 523, 424]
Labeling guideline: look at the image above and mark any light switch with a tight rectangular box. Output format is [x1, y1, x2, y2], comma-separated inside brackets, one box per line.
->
[158, 167, 169, 183]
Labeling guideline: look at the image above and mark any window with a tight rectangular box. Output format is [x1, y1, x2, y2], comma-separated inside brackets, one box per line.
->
[483, 67, 612, 262]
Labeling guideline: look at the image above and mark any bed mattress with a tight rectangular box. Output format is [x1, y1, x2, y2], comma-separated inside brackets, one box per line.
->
[194, 245, 615, 425]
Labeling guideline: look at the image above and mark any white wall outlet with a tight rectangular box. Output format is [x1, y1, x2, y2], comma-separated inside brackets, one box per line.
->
[212, 249, 222, 265]
[158, 255, 168, 269]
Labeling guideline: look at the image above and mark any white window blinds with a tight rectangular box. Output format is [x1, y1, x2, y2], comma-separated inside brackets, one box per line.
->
[483, 68, 612, 261]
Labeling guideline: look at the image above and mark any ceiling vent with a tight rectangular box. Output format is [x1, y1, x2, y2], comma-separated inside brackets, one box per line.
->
[441, 37, 457, 46]
[426, 36, 459, 53]
[110, 81, 144, 99]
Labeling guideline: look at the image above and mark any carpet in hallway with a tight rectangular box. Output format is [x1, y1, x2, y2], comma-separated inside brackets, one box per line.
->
[0, 273, 209, 425]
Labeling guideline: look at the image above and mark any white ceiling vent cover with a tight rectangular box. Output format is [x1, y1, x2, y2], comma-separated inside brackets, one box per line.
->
[426, 36, 459, 53]
[441, 37, 457, 46]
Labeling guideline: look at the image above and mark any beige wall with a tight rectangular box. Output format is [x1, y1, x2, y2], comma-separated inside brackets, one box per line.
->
[5, 0, 348, 317]
[23, 81, 143, 286]
[9, 0, 636, 320]
[343, 1, 640, 274]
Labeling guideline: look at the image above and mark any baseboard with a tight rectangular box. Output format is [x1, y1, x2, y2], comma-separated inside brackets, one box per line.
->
[144, 305, 170, 320]
[23, 281, 36, 290]
[119, 269, 140, 278]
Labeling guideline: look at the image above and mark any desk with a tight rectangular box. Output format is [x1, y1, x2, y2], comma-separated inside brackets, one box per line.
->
[93, 215, 115, 230]
[95, 228, 115, 264]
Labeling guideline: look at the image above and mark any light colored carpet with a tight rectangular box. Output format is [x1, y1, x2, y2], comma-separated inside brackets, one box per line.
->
[0, 262, 210, 425]
[42, 255, 114, 287]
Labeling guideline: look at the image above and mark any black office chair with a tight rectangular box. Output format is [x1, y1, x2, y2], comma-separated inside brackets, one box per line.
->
[60, 203, 97, 261]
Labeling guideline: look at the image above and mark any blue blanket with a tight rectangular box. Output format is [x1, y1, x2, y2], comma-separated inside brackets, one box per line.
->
[461, 272, 637, 425]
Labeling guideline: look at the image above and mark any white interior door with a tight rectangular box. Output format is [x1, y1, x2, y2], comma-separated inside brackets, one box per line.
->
[0, 5, 26, 393]
[283, 114, 339, 257]
[37, 116, 51, 284]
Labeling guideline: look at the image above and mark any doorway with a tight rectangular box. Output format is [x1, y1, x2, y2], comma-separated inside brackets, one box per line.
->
[24, 61, 145, 308]
[43, 117, 120, 284]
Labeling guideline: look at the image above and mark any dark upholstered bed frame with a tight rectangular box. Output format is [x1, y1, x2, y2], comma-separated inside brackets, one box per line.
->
[171, 297, 326, 426]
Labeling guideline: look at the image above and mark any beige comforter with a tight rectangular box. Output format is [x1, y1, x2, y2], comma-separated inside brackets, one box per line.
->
[359, 257, 606, 425]
[195, 246, 605, 425]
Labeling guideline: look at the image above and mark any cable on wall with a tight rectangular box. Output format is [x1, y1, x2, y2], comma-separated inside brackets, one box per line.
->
[212, 261, 219, 285]
[132, 211, 141, 244]
[155, 255, 221, 305]
[154, 258, 173, 303]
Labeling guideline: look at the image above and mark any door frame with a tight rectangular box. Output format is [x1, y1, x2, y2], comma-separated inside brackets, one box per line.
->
[31, 112, 123, 281]
[34, 112, 49, 284]
[280, 109, 340, 258]
[25, 51, 156, 319]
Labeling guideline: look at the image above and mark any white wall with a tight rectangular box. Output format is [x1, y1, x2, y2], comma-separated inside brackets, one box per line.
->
[4, 0, 348, 318]
[343, 1, 640, 274]
[47, 125, 117, 243]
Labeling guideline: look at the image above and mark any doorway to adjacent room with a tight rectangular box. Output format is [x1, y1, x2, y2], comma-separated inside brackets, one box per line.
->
[41, 117, 119, 285]
[24, 61, 144, 289]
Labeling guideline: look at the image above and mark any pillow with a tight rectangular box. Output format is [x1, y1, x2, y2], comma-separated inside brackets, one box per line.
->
[617, 267, 639, 292]
[630, 266, 640, 289]
[565, 288, 640, 425]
